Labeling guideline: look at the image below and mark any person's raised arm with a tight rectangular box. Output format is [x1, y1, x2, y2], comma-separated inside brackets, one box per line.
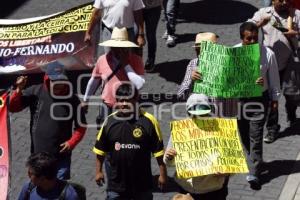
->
[84, 8, 102, 44]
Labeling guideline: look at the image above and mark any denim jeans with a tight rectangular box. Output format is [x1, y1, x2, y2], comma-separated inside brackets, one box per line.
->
[265, 101, 280, 136]
[237, 92, 268, 176]
[106, 190, 153, 200]
[163, 0, 180, 35]
[143, 6, 161, 61]
[56, 156, 71, 180]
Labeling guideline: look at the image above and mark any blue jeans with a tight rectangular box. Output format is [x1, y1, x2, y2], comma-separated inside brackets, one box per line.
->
[163, 0, 180, 35]
[106, 190, 153, 200]
[56, 156, 71, 180]
[143, 6, 161, 61]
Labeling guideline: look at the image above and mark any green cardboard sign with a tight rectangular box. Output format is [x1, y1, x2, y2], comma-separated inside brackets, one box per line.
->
[193, 42, 262, 98]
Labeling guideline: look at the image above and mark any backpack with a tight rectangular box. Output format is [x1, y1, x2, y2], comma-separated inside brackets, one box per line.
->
[59, 181, 86, 200]
[24, 181, 86, 200]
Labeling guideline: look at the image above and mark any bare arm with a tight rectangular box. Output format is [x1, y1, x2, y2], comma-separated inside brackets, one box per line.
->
[134, 9, 145, 47]
[95, 155, 105, 186]
[156, 156, 168, 190]
[84, 8, 102, 44]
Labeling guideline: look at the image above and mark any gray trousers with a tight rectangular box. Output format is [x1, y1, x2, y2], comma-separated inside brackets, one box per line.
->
[238, 92, 268, 177]
[143, 6, 161, 61]
[163, 0, 180, 35]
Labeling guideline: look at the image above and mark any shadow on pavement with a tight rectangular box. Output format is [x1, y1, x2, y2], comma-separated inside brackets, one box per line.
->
[179, 0, 258, 25]
[276, 119, 300, 139]
[153, 59, 190, 84]
[260, 160, 300, 185]
[0, 0, 29, 18]
[176, 33, 197, 45]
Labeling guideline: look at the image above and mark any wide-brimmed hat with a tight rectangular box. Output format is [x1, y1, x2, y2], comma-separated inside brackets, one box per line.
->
[186, 93, 211, 116]
[192, 32, 218, 47]
[99, 27, 139, 48]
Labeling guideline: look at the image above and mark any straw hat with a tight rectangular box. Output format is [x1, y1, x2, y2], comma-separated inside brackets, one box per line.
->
[192, 32, 218, 47]
[99, 27, 139, 48]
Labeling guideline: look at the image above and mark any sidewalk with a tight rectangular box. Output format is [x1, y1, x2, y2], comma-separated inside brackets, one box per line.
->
[279, 151, 300, 200]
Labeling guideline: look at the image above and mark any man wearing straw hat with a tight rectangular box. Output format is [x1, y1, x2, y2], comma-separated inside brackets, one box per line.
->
[177, 32, 238, 117]
[83, 27, 145, 127]
[177, 32, 218, 100]
[84, 0, 145, 54]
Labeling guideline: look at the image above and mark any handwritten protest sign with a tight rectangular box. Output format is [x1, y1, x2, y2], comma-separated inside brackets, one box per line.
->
[0, 3, 98, 74]
[193, 41, 262, 98]
[171, 118, 248, 179]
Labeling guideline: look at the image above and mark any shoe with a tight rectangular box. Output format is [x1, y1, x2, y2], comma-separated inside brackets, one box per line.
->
[162, 30, 168, 39]
[166, 35, 176, 47]
[263, 133, 277, 143]
[145, 58, 155, 72]
[246, 175, 261, 190]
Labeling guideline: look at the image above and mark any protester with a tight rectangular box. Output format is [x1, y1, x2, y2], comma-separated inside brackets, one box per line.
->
[9, 63, 87, 180]
[83, 27, 145, 127]
[93, 83, 167, 200]
[177, 32, 237, 117]
[18, 152, 85, 200]
[177, 32, 218, 100]
[249, 0, 300, 140]
[237, 22, 281, 190]
[84, 0, 145, 54]
[162, 0, 180, 47]
[164, 93, 229, 200]
[142, 0, 162, 72]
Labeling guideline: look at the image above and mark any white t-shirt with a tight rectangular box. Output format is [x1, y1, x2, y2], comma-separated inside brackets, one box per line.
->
[94, 0, 145, 28]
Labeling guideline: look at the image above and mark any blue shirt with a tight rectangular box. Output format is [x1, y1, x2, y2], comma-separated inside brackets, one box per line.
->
[18, 181, 79, 200]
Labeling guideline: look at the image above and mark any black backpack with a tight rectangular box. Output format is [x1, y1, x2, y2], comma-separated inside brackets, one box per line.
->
[24, 181, 86, 200]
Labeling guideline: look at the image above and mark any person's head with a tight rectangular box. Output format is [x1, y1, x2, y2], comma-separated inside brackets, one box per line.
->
[99, 27, 138, 58]
[193, 32, 219, 56]
[26, 152, 58, 186]
[110, 47, 130, 59]
[273, 0, 292, 15]
[45, 61, 70, 96]
[186, 93, 211, 117]
[115, 82, 139, 115]
[240, 22, 259, 45]
[172, 193, 194, 200]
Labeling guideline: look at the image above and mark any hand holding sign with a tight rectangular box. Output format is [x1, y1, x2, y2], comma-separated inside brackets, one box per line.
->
[165, 148, 177, 160]
[192, 70, 202, 81]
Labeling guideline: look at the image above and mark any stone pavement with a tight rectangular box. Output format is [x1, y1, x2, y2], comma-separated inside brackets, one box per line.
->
[3, 0, 300, 199]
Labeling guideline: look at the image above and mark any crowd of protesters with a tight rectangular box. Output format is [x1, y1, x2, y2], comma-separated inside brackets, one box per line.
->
[7, 0, 300, 199]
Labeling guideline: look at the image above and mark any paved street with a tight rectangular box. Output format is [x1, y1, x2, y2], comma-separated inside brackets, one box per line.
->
[2, 0, 300, 199]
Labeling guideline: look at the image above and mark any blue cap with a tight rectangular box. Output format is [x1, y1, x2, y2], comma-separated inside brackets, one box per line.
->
[45, 61, 68, 81]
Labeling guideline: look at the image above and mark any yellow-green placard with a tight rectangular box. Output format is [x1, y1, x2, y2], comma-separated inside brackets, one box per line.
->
[193, 41, 262, 98]
[170, 118, 248, 179]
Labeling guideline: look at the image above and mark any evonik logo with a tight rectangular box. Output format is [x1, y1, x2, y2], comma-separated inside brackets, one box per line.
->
[114, 142, 141, 151]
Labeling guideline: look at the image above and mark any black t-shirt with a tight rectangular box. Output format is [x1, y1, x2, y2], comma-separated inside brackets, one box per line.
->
[93, 110, 164, 194]
[21, 84, 86, 157]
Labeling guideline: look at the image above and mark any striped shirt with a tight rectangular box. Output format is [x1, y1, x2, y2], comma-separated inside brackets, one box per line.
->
[177, 58, 238, 117]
